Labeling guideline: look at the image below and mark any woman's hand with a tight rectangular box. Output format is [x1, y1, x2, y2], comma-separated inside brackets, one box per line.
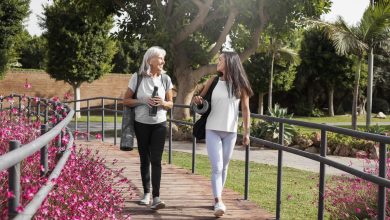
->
[242, 133, 250, 146]
[150, 96, 164, 107]
[192, 96, 203, 105]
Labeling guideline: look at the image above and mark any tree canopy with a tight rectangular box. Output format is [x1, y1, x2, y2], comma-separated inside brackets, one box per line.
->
[296, 27, 354, 116]
[43, 0, 116, 88]
[107, 0, 331, 118]
[0, 0, 30, 78]
[43, 0, 116, 118]
[309, 1, 390, 128]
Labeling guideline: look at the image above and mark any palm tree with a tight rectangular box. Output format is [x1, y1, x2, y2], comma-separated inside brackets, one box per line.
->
[261, 37, 299, 112]
[309, 2, 390, 130]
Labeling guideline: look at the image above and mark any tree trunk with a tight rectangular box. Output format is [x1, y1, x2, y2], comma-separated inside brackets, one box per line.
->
[328, 86, 334, 116]
[268, 53, 275, 112]
[366, 47, 374, 128]
[72, 85, 81, 118]
[173, 69, 197, 119]
[359, 96, 366, 116]
[351, 59, 362, 130]
[258, 92, 265, 115]
[307, 85, 314, 116]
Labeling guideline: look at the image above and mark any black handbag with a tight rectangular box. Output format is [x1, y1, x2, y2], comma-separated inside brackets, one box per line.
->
[192, 76, 219, 140]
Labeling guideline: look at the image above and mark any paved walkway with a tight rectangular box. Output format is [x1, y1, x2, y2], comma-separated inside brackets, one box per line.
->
[78, 140, 273, 219]
[69, 122, 377, 175]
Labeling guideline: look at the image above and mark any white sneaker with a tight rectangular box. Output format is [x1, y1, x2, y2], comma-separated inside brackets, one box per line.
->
[150, 197, 166, 210]
[139, 193, 150, 205]
[214, 202, 226, 217]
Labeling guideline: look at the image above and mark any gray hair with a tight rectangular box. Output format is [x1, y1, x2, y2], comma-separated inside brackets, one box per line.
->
[138, 46, 166, 76]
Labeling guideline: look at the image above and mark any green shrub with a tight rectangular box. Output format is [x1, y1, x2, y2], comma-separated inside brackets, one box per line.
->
[372, 98, 389, 114]
[251, 104, 296, 144]
[326, 133, 376, 155]
[364, 123, 386, 135]
[310, 108, 324, 117]
[178, 118, 193, 134]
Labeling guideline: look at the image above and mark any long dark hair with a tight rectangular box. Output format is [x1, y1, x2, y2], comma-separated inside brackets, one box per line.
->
[221, 51, 253, 98]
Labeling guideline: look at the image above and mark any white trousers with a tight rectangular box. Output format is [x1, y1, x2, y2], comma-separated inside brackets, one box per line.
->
[206, 129, 237, 198]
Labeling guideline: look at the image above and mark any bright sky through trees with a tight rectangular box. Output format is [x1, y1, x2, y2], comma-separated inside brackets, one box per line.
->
[26, 0, 369, 36]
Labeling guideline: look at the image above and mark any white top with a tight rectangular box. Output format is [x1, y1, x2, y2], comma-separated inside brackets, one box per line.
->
[128, 74, 173, 124]
[206, 79, 240, 132]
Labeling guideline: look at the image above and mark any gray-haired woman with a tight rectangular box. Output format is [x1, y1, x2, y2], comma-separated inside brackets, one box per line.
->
[123, 46, 173, 210]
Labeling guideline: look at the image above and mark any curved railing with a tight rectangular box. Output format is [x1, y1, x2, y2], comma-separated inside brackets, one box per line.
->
[68, 97, 389, 220]
[246, 114, 389, 220]
[0, 94, 74, 219]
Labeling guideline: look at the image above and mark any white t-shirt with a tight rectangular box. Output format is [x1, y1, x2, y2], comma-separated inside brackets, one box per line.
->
[206, 79, 240, 132]
[128, 73, 173, 124]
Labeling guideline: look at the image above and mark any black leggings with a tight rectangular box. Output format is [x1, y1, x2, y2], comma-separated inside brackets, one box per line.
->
[134, 121, 166, 198]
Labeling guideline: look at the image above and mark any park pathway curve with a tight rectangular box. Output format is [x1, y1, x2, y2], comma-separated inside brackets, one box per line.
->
[78, 140, 274, 220]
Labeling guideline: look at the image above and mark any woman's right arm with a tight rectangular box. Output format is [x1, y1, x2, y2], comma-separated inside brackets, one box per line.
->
[192, 76, 216, 105]
[123, 88, 145, 107]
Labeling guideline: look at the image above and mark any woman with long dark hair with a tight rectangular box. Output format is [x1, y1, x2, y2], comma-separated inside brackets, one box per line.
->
[192, 51, 253, 217]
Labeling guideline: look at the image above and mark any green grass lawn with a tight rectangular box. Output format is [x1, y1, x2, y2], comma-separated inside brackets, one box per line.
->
[293, 115, 388, 123]
[162, 151, 328, 220]
[72, 115, 123, 123]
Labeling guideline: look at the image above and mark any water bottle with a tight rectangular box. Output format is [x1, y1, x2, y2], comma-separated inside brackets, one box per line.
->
[149, 86, 158, 116]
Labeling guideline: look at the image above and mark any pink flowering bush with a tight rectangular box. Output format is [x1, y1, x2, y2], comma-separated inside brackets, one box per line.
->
[325, 158, 390, 219]
[0, 104, 134, 219]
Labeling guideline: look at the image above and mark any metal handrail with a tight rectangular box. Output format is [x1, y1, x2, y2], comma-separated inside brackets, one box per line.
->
[253, 114, 390, 144]
[0, 94, 75, 219]
[66, 97, 389, 220]
[252, 136, 390, 187]
[63, 96, 122, 103]
[0, 109, 74, 171]
[15, 129, 74, 220]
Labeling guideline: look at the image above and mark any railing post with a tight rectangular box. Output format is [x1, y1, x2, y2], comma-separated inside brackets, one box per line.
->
[37, 100, 41, 122]
[101, 98, 105, 141]
[87, 100, 90, 141]
[114, 99, 118, 145]
[169, 108, 173, 164]
[244, 144, 250, 200]
[318, 129, 327, 220]
[8, 140, 21, 219]
[192, 110, 196, 174]
[276, 122, 284, 220]
[44, 100, 49, 124]
[75, 101, 78, 131]
[74, 99, 77, 130]
[56, 111, 62, 148]
[27, 97, 31, 119]
[40, 124, 48, 176]
[378, 141, 387, 220]
[18, 96, 22, 113]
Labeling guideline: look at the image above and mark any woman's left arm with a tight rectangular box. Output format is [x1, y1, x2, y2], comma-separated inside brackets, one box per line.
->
[241, 91, 250, 146]
[161, 89, 173, 110]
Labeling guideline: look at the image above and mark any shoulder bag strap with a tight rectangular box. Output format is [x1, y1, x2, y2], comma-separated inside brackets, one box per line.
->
[203, 76, 219, 101]
[160, 73, 169, 91]
[133, 74, 143, 99]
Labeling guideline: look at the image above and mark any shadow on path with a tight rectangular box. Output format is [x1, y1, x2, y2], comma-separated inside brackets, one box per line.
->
[78, 140, 274, 220]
